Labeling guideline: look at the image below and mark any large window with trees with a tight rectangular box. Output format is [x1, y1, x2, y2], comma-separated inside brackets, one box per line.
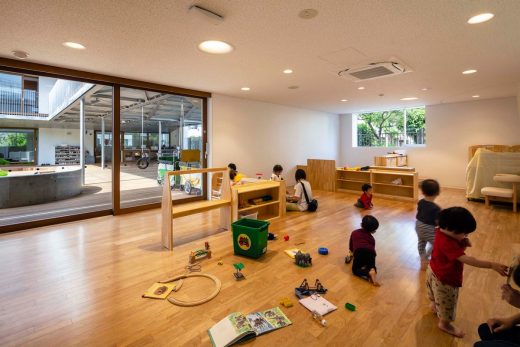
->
[355, 107, 426, 147]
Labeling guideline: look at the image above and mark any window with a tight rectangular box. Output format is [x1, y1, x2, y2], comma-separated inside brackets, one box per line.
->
[355, 107, 425, 147]
[0, 128, 36, 164]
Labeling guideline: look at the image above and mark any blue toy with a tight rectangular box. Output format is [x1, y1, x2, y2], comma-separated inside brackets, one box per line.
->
[318, 247, 328, 255]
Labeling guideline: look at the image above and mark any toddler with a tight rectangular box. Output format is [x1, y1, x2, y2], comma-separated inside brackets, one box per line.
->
[354, 183, 373, 209]
[426, 207, 508, 338]
[271, 164, 284, 181]
[345, 215, 381, 286]
[416, 179, 441, 269]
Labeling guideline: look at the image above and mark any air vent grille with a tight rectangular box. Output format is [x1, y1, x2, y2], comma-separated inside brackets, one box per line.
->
[349, 66, 395, 80]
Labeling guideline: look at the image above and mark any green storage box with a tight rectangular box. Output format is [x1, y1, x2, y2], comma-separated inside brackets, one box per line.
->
[232, 218, 269, 258]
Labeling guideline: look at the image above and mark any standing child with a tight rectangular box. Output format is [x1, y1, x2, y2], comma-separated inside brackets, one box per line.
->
[416, 179, 441, 269]
[354, 183, 373, 209]
[345, 215, 381, 286]
[426, 207, 508, 338]
[271, 164, 284, 181]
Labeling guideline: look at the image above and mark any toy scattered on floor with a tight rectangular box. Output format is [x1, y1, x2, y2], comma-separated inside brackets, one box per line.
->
[318, 247, 329, 255]
[279, 297, 294, 308]
[284, 248, 304, 258]
[189, 241, 212, 264]
[294, 250, 312, 267]
[268, 232, 277, 240]
[233, 263, 246, 280]
[284, 235, 290, 241]
[142, 282, 176, 299]
[294, 241, 306, 246]
[294, 279, 327, 299]
[345, 303, 356, 311]
[217, 260, 223, 265]
[311, 310, 328, 327]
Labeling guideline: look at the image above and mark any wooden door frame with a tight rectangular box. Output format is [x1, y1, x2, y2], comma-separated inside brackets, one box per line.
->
[0, 58, 211, 232]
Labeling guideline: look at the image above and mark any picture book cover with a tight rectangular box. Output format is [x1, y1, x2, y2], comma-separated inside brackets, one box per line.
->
[299, 295, 337, 316]
[208, 307, 291, 347]
[284, 248, 304, 259]
[142, 282, 176, 300]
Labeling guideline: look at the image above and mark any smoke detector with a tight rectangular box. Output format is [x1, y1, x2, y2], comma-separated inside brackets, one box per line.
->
[12, 50, 29, 59]
[338, 60, 411, 82]
[299, 9, 318, 19]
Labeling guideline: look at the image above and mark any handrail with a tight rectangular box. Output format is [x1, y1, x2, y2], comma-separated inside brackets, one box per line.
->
[166, 167, 228, 176]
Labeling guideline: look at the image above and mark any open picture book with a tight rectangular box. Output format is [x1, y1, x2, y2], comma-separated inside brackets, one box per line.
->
[208, 306, 291, 347]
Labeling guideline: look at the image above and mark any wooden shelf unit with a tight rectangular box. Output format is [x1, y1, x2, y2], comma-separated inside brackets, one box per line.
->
[231, 180, 286, 222]
[336, 168, 418, 201]
[374, 154, 408, 167]
[55, 145, 80, 165]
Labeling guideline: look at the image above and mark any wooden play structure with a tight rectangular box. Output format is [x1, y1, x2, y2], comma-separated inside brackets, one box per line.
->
[161, 167, 231, 250]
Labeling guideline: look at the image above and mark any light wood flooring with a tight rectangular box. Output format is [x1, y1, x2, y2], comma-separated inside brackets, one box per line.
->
[0, 189, 518, 346]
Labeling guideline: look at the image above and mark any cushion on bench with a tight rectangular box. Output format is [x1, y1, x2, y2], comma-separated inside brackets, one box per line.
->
[481, 187, 513, 198]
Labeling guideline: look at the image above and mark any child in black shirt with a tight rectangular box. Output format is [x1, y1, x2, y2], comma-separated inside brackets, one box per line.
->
[416, 179, 441, 269]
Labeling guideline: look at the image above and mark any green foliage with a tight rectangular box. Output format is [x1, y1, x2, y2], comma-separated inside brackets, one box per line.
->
[0, 169, 7, 177]
[0, 158, 9, 165]
[0, 133, 28, 147]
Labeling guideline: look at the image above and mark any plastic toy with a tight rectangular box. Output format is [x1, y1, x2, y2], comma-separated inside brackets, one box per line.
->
[189, 242, 212, 264]
[233, 263, 245, 280]
[295, 279, 327, 299]
[345, 303, 356, 311]
[279, 297, 294, 308]
[294, 250, 312, 267]
[268, 233, 277, 240]
[345, 251, 353, 264]
[284, 235, 290, 241]
[318, 247, 328, 255]
[217, 260, 223, 265]
[312, 310, 327, 327]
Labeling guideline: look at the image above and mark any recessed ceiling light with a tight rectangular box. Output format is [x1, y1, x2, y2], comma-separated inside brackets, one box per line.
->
[462, 69, 477, 74]
[400, 97, 418, 101]
[357, 86, 365, 90]
[468, 13, 494, 24]
[198, 40, 233, 54]
[241, 87, 250, 91]
[63, 42, 86, 50]
[288, 85, 299, 89]
[11, 50, 29, 59]
[299, 9, 318, 19]
[283, 69, 293, 74]
[421, 88, 429, 91]
[472, 95, 480, 98]
[341, 99, 348, 102]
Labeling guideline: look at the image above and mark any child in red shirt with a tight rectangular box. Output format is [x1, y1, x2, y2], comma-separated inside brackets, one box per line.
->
[354, 183, 373, 209]
[345, 215, 381, 286]
[426, 207, 508, 338]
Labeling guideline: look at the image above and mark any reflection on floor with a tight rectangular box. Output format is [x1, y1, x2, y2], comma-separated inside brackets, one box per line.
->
[0, 163, 196, 226]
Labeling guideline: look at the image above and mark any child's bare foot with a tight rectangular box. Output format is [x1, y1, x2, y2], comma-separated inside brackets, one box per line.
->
[368, 269, 381, 286]
[438, 320, 465, 338]
[429, 302, 437, 314]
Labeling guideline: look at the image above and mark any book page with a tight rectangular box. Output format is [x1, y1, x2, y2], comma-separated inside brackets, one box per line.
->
[299, 296, 337, 316]
[246, 307, 292, 336]
[208, 313, 255, 347]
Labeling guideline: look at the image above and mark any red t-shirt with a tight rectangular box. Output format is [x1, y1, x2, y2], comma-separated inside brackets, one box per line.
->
[429, 228, 466, 287]
[359, 193, 373, 209]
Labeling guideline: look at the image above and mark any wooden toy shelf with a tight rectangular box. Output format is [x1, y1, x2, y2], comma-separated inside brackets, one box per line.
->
[232, 180, 286, 222]
[336, 168, 418, 201]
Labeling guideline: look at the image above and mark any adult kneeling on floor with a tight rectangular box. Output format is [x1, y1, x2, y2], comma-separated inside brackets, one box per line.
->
[286, 169, 317, 212]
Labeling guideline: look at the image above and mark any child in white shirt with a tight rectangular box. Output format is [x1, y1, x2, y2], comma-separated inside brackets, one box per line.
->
[270, 164, 284, 181]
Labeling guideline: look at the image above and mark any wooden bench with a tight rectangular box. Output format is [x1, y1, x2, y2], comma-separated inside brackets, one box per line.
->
[481, 174, 520, 213]
[161, 167, 231, 250]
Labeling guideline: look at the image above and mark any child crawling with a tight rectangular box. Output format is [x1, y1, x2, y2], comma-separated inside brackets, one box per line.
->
[345, 215, 381, 286]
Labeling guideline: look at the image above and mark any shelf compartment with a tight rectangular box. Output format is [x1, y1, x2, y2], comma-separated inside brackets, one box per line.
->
[238, 200, 280, 213]
[373, 182, 413, 188]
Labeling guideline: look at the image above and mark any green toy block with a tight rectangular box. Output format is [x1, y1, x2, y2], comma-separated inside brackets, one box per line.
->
[233, 263, 244, 270]
[345, 303, 356, 311]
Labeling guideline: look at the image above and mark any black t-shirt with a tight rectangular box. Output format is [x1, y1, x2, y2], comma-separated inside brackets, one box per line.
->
[416, 199, 440, 226]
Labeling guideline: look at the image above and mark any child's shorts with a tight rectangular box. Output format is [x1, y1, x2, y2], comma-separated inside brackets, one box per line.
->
[426, 266, 459, 322]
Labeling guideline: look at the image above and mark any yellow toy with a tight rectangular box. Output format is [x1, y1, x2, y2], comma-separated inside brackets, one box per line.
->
[279, 297, 294, 308]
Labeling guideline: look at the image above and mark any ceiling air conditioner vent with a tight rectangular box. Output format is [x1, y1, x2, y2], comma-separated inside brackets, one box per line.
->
[338, 61, 410, 81]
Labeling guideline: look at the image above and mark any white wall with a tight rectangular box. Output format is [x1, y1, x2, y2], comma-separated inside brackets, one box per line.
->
[37, 77, 57, 115]
[211, 94, 340, 185]
[339, 97, 520, 188]
[38, 128, 94, 165]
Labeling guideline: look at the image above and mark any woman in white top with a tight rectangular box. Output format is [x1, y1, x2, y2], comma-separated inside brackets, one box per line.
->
[286, 169, 313, 211]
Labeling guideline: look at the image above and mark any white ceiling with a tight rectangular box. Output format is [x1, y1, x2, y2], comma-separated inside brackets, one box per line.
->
[1, 0, 519, 114]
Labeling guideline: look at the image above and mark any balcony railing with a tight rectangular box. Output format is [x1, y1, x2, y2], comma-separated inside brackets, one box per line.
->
[48, 80, 94, 118]
[0, 88, 47, 118]
[358, 129, 426, 147]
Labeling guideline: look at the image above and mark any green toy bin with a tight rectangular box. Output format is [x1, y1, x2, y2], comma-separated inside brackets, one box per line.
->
[232, 218, 269, 258]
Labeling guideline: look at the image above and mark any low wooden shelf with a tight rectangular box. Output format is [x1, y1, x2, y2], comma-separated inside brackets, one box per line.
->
[231, 180, 286, 222]
[336, 167, 418, 201]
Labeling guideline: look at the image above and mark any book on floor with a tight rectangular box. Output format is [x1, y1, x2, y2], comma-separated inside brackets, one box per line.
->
[284, 248, 304, 259]
[142, 282, 176, 299]
[299, 295, 337, 316]
[208, 306, 292, 347]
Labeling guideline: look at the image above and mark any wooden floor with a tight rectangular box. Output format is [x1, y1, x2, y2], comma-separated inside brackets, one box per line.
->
[0, 189, 518, 346]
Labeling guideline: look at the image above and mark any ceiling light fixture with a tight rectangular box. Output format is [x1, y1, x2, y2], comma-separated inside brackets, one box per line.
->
[288, 85, 299, 89]
[341, 99, 348, 102]
[198, 40, 233, 54]
[283, 69, 293, 74]
[241, 87, 250, 91]
[472, 95, 480, 98]
[63, 42, 86, 50]
[400, 97, 418, 101]
[462, 69, 477, 74]
[298, 9, 318, 19]
[468, 13, 494, 24]
[421, 88, 429, 91]
[12, 50, 29, 59]
[357, 86, 365, 90]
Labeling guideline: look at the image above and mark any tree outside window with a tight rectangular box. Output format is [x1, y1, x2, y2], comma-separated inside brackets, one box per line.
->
[356, 107, 425, 147]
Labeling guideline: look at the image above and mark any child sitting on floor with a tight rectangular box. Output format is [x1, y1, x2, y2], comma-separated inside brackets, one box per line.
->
[426, 207, 508, 338]
[270, 164, 284, 181]
[354, 183, 373, 209]
[416, 179, 441, 269]
[345, 215, 381, 286]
